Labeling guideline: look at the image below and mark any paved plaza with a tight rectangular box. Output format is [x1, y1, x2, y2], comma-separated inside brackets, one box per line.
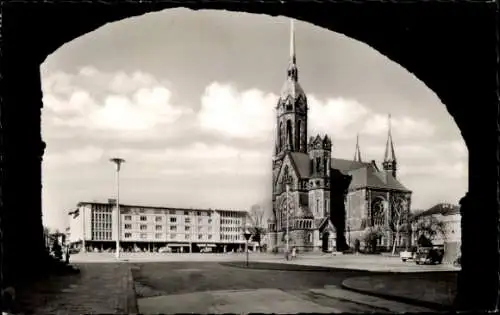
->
[16, 252, 457, 314]
[70, 251, 460, 273]
[132, 261, 432, 313]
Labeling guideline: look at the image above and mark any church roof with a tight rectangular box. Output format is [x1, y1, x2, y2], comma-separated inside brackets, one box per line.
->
[280, 79, 306, 100]
[286, 155, 409, 192]
[289, 152, 311, 178]
[331, 158, 410, 192]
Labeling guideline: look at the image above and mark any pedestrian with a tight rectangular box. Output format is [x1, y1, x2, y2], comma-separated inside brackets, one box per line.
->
[291, 247, 297, 260]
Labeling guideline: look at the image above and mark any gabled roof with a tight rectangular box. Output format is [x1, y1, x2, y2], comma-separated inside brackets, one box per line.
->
[289, 152, 311, 178]
[314, 218, 327, 229]
[331, 158, 410, 192]
[331, 158, 371, 173]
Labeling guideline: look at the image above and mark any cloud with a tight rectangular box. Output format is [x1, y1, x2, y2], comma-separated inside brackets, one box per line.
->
[361, 114, 436, 138]
[197, 83, 372, 141]
[362, 140, 468, 179]
[42, 68, 191, 133]
[308, 96, 370, 138]
[44, 146, 104, 167]
[129, 142, 270, 176]
[197, 82, 277, 140]
[399, 161, 467, 179]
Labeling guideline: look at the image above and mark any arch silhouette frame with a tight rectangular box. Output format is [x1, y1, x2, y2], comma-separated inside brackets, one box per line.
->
[1, 1, 498, 312]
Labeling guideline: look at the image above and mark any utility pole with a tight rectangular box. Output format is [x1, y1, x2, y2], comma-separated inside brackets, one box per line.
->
[110, 157, 125, 260]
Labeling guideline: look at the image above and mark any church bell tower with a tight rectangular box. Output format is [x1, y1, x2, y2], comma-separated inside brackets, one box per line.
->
[274, 19, 309, 158]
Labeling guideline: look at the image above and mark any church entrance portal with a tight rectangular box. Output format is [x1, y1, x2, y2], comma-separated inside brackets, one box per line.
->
[322, 232, 329, 252]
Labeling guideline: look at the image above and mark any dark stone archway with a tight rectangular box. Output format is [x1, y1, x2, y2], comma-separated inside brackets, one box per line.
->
[1, 1, 498, 312]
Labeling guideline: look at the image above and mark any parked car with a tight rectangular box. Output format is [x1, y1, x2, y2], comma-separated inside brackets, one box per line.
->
[400, 248, 416, 262]
[415, 247, 444, 265]
[159, 247, 171, 253]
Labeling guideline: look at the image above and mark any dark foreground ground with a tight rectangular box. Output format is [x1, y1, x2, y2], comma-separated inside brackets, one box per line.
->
[131, 261, 376, 297]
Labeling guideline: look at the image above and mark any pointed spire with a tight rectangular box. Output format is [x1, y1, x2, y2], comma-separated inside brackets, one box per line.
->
[354, 133, 362, 162]
[384, 114, 396, 163]
[290, 19, 296, 64]
[286, 19, 298, 82]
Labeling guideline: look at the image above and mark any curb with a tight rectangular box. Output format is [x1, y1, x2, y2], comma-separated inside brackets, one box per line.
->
[340, 278, 455, 312]
[125, 266, 139, 314]
[220, 261, 390, 275]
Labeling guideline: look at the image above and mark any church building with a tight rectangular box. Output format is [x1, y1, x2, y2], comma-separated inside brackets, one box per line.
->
[266, 20, 412, 253]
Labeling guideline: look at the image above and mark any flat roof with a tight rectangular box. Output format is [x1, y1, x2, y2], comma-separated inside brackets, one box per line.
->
[76, 201, 248, 214]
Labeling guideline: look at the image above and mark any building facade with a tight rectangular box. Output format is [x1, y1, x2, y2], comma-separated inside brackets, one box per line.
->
[267, 20, 412, 253]
[68, 200, 250, 253]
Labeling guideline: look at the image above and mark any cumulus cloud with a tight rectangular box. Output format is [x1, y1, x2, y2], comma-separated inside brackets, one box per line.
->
[197, 83, 372, 141]
[362, 140, 468, 179]
[361, 114, 436, 138]
[130, 142, 270, 176]
[44, 146, 104, 167]
[42, 68, 190, 133]
[308, 96, 370, 138]
[197, 82, 277, 140]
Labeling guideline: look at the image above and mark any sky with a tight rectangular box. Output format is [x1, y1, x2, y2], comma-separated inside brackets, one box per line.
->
[40, 8, 468, 231]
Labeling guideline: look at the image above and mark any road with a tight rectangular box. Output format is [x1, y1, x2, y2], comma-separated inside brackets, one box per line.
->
[131, 261, 432, 313]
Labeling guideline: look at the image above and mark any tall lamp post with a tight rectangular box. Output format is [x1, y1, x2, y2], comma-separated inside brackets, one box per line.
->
[285, 183, 290, 260]
[243, 227, 252, 267]
[110, 157, 125, 259]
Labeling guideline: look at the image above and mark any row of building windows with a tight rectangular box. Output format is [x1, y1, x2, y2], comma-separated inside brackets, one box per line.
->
[123, 233, 214, 240]
[122, 224, 215, 232]
[221, 227, 240, 232]
[123, 215, 214, 224]
[93, 231, 112, 240]
[221, 219, 241, 225]
[221, 234, 243, 241]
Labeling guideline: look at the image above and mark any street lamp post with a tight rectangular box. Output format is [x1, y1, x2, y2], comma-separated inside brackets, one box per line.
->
[110, 157, 125, 260]
[285, 183, 290, 260]
[243, 227, 252, 268]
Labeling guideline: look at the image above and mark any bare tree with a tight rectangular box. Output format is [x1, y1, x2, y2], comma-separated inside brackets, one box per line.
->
[248, 204, 267, 251]
[389, 197, 411, 255]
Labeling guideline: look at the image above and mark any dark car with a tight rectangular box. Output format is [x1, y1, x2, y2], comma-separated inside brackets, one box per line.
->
[415, 247, 444, 265]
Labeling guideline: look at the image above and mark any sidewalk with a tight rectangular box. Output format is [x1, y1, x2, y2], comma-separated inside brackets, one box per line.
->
[15, 263, 137, 315]
[341, 272, 458, 311]
[254, 254, 460, 273]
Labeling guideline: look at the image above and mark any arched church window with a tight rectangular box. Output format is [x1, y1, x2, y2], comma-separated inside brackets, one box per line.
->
[371, 198, 386, 226]
[297, 120, 302, 149]
[286, 120, 293, 150]
[308, 232, 313, 243]
[315, 157, 321, 172]
[278, 122, 283, 149]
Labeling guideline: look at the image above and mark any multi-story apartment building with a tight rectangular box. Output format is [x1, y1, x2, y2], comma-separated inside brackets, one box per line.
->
[68, 200, 250, 253]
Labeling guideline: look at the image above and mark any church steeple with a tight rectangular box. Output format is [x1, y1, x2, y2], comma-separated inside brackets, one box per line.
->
[274, 19, 308, 156]
[354, 133, 362, 162]
[382, 114, 397, 178]
[287, 19, 298, 81]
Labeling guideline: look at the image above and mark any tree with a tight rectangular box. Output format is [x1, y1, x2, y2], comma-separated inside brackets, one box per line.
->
[248, 204, 267, 252]
[412, 215, 446, 246]
[389, 197, 410, 255]
[363, 226, 384, 253]
[52, 237, 63, 260]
